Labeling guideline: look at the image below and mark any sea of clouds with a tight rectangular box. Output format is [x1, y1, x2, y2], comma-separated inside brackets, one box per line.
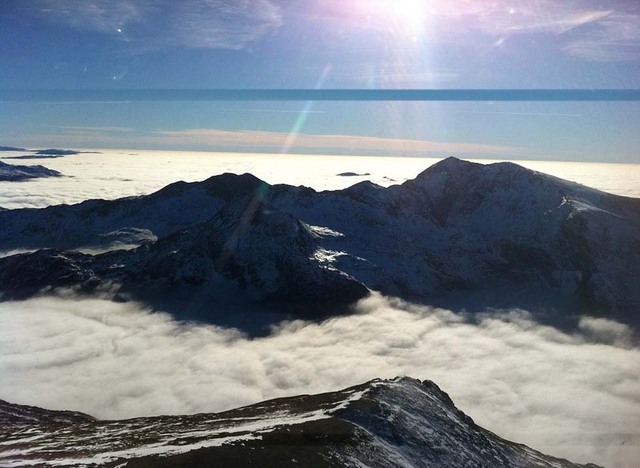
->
[1, 293, 638, 467]
[1, 150, 640, 210]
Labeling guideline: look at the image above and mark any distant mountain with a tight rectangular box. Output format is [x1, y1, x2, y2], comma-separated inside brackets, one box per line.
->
[0, 145, 27, 151]
[0, 377, 600, 468]
[0, 160, 62, 181]
[337, 171, 370, 176]
[34, 148, 78, 155]
[2, 154, 71, 160]
[1, 158, 639, 329]
[1, 148, 100, 160]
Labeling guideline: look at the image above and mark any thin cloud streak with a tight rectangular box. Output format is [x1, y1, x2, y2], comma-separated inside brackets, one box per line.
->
[25, 128, 523, 157]
[502, 9, 613, 35]
[14, 0, 282, 51]
[460, 1, 640, 62]
[331, 0, 639, 62]
[454, 111, 584, 117]
[143, 129, 522, 156]
[151, 129, 519, 154]
[562, 12, 640, 61]
[0, 294, 637, 467]
[240, 109, 327, 114]
[57, 126, 134, 133]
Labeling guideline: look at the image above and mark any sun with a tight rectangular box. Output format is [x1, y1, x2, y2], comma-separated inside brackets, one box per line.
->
[372, 0, 432, 39]
[385, 0, 429, 21]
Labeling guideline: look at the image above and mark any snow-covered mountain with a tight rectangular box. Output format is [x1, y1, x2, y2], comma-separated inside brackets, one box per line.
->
[0, 160, 62, 181]
[0, 377, 600, 468]
[1, 158, 639, 328]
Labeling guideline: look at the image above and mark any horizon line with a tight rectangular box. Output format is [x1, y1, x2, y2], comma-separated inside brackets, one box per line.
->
[2, 89, 640, 102]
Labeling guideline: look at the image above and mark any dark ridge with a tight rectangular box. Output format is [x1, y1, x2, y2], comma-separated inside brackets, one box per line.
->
[200, 172, 268, 201]
[192, 195, 369, 314]
[414, 157, 536, 181]
[0, 399, 95, 426]
[0, 377, 600, 467]
[0, 145, 27, 151]
[3, 154, 69, 160]
[34, 149, 78, 155]
[337, 171, 370, 177]
[338, 180, 386, 204]
[151, 173, 267, 201]
[0, 250, 95, 300]
[0, 160, 63, 180]
[151, 179, 191, 197]
[414, 156, 480, 178]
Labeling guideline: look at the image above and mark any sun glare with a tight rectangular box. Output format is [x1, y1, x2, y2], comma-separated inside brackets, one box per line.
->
[375, 0, 431, 37]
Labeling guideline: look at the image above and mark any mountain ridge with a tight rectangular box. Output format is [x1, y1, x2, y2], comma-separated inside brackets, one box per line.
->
[0, 377, 601, 468]
[1, 157, 638, 330]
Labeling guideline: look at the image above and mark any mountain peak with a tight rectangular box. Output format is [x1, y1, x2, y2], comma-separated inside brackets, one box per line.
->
[201, 172, 268, 201]
[414, 156, 479, 179]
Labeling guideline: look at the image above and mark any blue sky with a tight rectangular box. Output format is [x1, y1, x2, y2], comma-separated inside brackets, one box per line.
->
[1, 0, 639, 162]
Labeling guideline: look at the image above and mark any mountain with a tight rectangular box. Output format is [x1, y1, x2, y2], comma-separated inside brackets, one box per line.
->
[34, 148, 79, 155]
[0, 172, 262, 250]
[0, 160, 62, 181]
[0, 145, 27, 151]
[0, 377, 600, 468]
[1, 158, 639, 329]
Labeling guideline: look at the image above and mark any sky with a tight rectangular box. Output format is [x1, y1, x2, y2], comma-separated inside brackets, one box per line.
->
[1, 0, 640, 161]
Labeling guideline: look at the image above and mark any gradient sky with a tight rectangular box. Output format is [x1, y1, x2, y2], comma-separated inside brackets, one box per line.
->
[1, 0, 640, 162]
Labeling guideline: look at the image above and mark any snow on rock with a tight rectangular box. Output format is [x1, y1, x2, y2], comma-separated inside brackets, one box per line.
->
[0, 378, 600, 468]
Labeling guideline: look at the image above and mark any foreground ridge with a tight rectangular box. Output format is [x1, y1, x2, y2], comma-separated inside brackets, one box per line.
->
[0, 377, 601, 468]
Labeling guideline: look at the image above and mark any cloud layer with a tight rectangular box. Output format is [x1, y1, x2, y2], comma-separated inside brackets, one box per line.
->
[1, 294, 638, 467]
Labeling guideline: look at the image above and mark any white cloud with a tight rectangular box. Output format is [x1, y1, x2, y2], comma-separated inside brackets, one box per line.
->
[348, 0, 640, 62]
[461, 1, 640, 62]
[578, 315, 635, 347]
[0, 294, 638, 467]
[25, 0, 154, 35]
[167, 0, 282, 50]
[19, 0, 282, 51]
[563, 12, 640, 61]
[474, 5, 613, 36]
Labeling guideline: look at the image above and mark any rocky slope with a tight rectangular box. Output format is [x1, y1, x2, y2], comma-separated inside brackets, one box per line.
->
[1, 158, 638, 328]
[0, 377, 600, 468]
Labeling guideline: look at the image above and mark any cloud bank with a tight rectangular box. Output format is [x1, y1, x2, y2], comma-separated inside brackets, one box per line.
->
[1, 294, 638, 467]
